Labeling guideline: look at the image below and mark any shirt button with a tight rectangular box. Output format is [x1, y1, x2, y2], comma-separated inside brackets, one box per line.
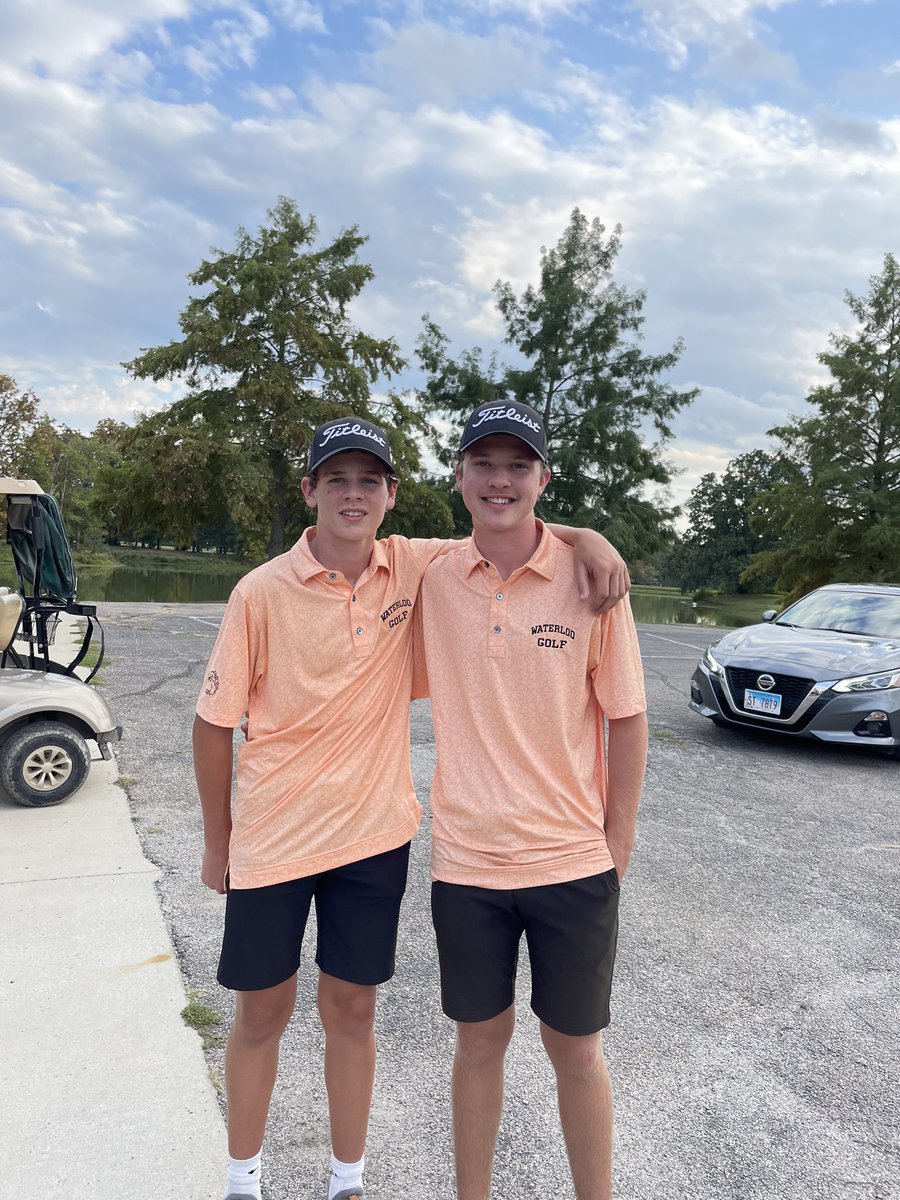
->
[483, 560, 490, 568]
[356, 627, 364, 635]
[352, 595, 357, 602]
[328, 573, 336, 580]
[496, 592, 504, 600]
[493, 626, 501, 634]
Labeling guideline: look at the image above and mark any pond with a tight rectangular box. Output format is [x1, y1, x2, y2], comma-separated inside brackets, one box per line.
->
[72, 563, 780, 628]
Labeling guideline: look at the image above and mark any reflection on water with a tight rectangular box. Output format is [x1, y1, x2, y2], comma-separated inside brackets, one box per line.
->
[77, 565, 252, 604]
[77, 564, 777, 629]
[629, 592, 778, 628]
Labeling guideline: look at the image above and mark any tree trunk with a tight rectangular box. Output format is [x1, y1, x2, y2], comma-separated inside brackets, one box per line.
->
[267, 451, 290, 560]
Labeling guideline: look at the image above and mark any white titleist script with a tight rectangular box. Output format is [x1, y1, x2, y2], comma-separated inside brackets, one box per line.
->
[320, 422, 387, 447]
[472, 405, 541, 434]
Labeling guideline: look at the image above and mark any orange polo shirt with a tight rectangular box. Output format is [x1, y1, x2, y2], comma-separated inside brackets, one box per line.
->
[196, 529, 445, 888]
[419, 523, 646, 889]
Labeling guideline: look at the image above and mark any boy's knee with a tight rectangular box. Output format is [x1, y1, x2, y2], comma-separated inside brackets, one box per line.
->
[317, 976, 377, 1039]
[540, 1024, 606, 1081]
[456, 1008, 515, 1066]
[233, 980, 296, 1045]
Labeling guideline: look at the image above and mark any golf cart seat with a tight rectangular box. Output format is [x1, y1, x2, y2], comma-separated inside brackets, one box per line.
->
[1, 478, 105, 681]
[0, 590, 24, 655]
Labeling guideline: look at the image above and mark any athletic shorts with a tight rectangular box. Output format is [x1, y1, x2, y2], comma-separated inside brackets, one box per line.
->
[217, 842, 411, 992]
[431, 868, 620, 1036]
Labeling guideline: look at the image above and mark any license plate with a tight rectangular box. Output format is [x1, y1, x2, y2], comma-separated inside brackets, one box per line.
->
[744, 689, 782, 715]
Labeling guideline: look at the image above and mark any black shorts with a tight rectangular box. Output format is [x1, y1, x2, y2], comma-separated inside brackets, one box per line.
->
[218, 842, 411, 992]
[431, 869, 620, 1037]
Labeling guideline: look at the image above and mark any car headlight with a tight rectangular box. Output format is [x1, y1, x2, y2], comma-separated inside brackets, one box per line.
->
[832, 670, 900, 693]
[703, 646, 724, 676]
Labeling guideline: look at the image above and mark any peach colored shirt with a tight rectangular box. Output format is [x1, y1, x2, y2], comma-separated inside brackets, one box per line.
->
[419, 523, 646, 889]
[196, 529, 445, 888]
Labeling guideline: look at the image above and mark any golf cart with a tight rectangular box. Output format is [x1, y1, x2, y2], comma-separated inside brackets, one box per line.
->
[0, 478, 122, 807]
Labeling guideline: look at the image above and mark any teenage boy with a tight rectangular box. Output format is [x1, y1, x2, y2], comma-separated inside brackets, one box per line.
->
[418, 401, 649, 1200]
[193, 414, 629, 1200]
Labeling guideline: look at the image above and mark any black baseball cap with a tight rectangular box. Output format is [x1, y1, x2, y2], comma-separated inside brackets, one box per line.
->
[459, 401, 548, 463]
[308, 416, 395, 475]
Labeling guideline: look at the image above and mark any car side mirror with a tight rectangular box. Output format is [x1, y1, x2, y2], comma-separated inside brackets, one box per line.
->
[761, 609, 777, 622]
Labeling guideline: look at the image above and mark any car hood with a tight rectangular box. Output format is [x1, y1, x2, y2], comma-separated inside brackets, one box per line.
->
[712, 623, 900, 681]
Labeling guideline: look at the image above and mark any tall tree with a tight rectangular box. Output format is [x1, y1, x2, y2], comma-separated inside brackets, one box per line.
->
[747, 254, 900, 598]
[665, 450, 794, 593]
[125, 198, 411, 558]
[416, 209, 697, 557]
[0, 374, 40, 478]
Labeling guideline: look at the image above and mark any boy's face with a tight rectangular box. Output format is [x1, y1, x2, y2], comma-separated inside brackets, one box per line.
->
[455, 434, 550, 534]
[301, 450, 398, 544]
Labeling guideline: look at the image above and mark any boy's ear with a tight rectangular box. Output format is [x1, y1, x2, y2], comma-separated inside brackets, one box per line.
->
[300, 475, 317, 509]
[537, 466, 551, 497]
[385, 477, 399, 510]
[454, 463, 464, 492]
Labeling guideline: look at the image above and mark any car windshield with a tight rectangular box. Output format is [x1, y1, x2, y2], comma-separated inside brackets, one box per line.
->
[777, 590, 900, 639]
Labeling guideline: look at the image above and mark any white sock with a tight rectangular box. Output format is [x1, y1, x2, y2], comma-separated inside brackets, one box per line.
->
[225, 1149, 262, 1199]
[328, 1152, 365, 1199]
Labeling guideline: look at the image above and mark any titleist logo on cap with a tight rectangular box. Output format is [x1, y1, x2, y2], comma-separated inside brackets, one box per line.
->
[320, 422, 388, 448]
[471, 404, 542, 434]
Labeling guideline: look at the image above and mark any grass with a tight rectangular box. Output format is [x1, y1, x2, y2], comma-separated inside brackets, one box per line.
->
[181, 998, 225, 1049]
[115, 775, 138, 789]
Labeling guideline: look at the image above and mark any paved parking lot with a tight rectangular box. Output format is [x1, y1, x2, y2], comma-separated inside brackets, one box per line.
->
[101, 603, 899, 1200]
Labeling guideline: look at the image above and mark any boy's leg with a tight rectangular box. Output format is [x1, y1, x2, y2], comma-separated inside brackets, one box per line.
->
[217, 874, 317, 1192]
[226, 975, 299, 1157]
[453, 1006, 516, 1200]
[539, 1024, 612, 1200]
[431, 881, 523, 1200]
[522, 869, 620, 1200]
[314, 842, 411, 1193]
[317, 972, 377, 1162]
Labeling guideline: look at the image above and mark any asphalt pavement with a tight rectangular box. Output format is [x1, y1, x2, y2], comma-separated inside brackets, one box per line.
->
[2, 603, 898, 1200]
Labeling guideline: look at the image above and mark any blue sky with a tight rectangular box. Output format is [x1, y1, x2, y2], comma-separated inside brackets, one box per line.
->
[2, 0, 899, 513]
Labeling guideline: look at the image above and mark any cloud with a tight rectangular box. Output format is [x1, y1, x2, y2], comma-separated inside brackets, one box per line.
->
[365, 20, 549, 104]
[0, 0, 191, 77]
[628, 0, 798, 67]
[264, 0, 327, 33]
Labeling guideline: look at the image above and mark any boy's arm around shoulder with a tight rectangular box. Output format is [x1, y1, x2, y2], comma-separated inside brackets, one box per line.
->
[193, 714, 236, 894]
[605, 711, 648, 883]
[546, 524, 630, 614]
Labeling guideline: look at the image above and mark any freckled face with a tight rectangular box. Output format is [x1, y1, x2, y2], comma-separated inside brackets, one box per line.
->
[301, 451, 397, 544]
[456, 434, 550, 533]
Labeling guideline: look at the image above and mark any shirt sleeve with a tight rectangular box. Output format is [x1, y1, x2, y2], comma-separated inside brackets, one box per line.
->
[195, 585, 265, 728]
[386, 535, 466, 576]
[589, 597, 647, 719]
[411, 599, 430, 701]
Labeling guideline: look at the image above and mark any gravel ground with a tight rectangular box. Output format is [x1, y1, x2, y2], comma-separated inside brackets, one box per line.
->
[98, 603, 900, 1200]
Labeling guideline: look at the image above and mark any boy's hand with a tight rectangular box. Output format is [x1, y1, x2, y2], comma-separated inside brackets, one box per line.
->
[201, 843, 229, 894]
[572, 530, 630, 614]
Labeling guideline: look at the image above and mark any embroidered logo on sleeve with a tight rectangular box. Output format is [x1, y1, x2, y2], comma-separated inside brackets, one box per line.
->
[205, 670, 220, 695]
[531, 623, 576, 649]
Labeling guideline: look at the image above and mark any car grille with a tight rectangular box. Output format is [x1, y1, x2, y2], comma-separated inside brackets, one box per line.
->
[724, 668, 815, 720]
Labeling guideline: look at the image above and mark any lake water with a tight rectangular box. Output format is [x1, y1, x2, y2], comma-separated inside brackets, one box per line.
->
[74, 564, 778, 627]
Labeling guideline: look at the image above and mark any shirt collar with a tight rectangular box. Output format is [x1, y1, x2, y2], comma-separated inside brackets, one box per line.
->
[464, 520, 557, 580]
[290, 527, 391, 583]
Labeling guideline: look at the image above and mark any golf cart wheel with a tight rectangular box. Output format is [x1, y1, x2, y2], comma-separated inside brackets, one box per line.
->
[0, 722, 90, 807]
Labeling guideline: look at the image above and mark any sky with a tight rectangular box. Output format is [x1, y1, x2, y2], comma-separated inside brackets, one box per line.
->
[2, 0, 899, 514]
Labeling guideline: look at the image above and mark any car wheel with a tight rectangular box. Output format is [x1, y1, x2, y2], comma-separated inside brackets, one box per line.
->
[0, 722, 91, 807]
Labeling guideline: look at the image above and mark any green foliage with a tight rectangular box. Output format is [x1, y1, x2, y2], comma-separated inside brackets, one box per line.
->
[0, 374, 40, 478]
[747, 253, 900, 600]
[415, 209, 697, 556]
[124, 197, 428, 557]
[664, 450, 795, 593]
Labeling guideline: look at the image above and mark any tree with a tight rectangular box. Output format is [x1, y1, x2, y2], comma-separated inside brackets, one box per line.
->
[125, 197, 418, 558]
[747, 254, 900, 599]
[0, 374, 40, 478]
[416, 209, 697, 557]
[666, 450, 795, 593]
